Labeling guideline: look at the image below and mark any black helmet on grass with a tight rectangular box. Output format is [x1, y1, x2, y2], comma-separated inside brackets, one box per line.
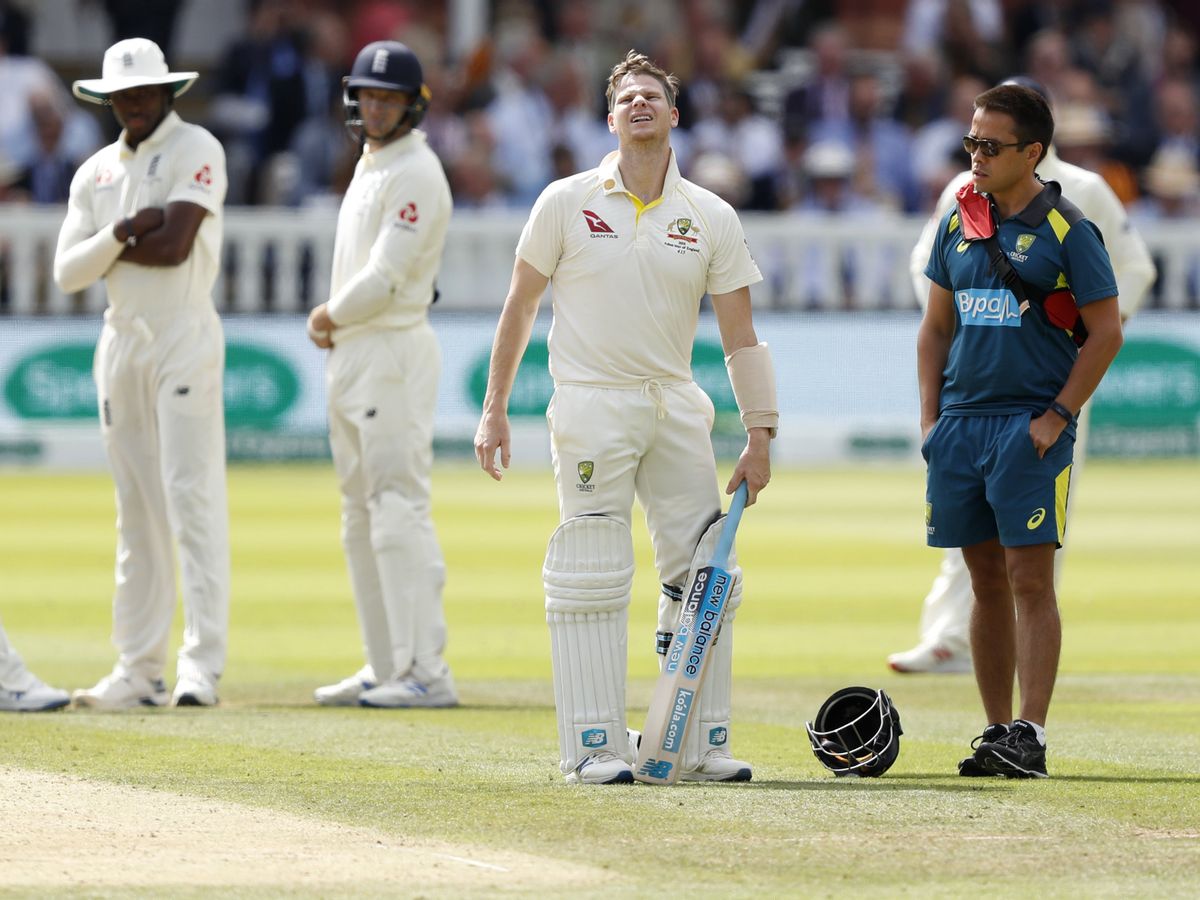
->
[806, 686, 903, 777]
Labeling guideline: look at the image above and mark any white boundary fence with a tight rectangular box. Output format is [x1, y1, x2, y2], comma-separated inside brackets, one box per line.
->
[3, 205, 1198, 314]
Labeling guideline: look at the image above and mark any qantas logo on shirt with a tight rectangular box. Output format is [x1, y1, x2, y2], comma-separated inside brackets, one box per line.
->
[955, 289, 1022, 327]
[582, 209, 617, 237]
[398, 202, 419, 223]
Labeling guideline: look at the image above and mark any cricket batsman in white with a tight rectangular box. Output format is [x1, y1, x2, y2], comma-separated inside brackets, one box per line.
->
[306, 41, 456, 709]
[475, 51, 778, 784]
[54, 38, 229, 708]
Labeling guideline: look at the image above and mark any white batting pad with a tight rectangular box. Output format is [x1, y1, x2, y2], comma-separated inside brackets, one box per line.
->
[544, 516, 635, 775]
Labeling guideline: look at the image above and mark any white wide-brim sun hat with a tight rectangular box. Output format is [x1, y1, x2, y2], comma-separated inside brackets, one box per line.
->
[72, 37, 198, 105]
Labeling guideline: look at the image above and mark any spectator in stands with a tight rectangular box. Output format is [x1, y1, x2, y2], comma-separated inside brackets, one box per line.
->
[12, 89, 87, 204]
[692, 81, 784, 210]
[790, 141, 895, 308]
[811, 70, 919, 211]
[0, 36, 101, 178]
[1053, 101, 1139, 204]
[902, 0, 1006, 82]
[208, 0, 312, 204]
[891, 50, 950, 134]
[542, 51, 615, 174]
[1024, 28, 1073, 104]
[781, 22, 852, 143]
[1150, 78, 1200, 166]
[1134, 145, 1200, 219]
[484, 18, 555, 207]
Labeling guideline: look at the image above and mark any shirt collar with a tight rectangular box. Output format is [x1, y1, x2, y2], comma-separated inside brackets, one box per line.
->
[1013, 178, 1062, 226]
[597, 148, 682, 198]
[119, 111, 181, 158]
[361, 128, 424, 166]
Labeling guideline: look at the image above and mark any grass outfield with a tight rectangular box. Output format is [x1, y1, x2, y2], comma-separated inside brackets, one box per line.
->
[1, 461, 1198, 896]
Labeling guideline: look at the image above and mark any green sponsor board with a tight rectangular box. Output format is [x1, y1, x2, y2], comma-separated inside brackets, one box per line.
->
[3, 342, 300, 429]
[466, 337, 741, 429]
[1090, 338, 1200, 457]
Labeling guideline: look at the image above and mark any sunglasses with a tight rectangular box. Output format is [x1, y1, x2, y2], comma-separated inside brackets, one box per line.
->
[962, 135, 1032, 157]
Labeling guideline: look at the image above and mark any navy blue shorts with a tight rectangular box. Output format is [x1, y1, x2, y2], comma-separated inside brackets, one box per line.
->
[923, 413, 1074, 549]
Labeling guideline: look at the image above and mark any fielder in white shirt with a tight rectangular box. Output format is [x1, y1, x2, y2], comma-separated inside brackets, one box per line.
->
[475, 51, 778, 784]
[890, 77, 1156, 675]
[306, 41, 456, 709]
[53, 39, 230, 709]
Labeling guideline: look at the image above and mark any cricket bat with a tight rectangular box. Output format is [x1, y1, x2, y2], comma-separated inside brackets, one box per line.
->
[633, 481, 749, 785]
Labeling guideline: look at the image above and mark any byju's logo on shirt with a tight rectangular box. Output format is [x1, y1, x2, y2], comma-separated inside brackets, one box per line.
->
[582, 209, 617, 238]
[955, 289, 1022, 327]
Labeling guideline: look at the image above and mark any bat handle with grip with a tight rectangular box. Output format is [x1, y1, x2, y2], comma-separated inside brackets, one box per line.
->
[712, 481, 749, 569]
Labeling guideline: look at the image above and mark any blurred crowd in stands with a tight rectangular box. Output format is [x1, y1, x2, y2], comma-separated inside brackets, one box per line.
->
[2, 0, 1199, 227]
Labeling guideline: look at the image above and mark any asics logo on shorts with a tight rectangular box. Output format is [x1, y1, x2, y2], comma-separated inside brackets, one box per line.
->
[955, 289, 1021, 327]
[1026, 508, 1046, 529]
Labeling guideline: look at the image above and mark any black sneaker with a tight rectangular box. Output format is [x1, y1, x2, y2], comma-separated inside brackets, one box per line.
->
[976, 719, 1048, 778]
[958, 723, 1008, 776]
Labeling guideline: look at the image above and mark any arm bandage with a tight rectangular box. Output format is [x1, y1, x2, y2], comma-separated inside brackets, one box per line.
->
[725, 342, 778, 437]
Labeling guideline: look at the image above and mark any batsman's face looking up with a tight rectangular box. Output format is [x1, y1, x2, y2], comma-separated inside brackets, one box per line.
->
[110, 85, 171, 149]
[608, 74, 678, 146]
[358, 87, 411, 142]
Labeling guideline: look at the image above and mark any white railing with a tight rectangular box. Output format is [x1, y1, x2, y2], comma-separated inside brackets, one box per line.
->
[2, 204, 1197, 314]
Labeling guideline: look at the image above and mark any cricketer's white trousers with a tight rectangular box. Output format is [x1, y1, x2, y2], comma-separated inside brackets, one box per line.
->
[327, 324, 449, 684]
[94, 307, 229, 684]
[548, 381, 722, 588]
[918, 402, 1092, 653]
[0, 616, 37, 691]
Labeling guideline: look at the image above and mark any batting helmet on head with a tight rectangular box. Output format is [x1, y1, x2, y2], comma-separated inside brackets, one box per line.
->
[805, 686, 903, 777]
[343, 40, 430, 137]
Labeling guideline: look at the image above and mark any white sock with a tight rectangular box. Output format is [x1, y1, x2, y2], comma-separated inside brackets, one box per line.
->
[1017, 719, 1047, 746]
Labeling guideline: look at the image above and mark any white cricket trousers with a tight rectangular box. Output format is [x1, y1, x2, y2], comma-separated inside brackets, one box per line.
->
[327, 324, 449, 684]
[94, 306, 229, 684]
[548, 380, 722, 591]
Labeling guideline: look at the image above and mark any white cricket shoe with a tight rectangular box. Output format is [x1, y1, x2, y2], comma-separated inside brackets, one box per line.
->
[681, 748, 753, 782]
[171, 674, 219, 707]
[314, 665, 377, 706]
[0, 676, 70, 712]
[567, 750, 634, 785]
[887, 641, 972, 674]
[359, 670, 457, 708]
[73, 671, 168, 709]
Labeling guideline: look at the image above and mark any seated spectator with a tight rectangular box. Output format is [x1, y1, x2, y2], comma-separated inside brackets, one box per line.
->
[910, 74, 987, 211]
[1053, 102, 1139, 204]
[692, 81, 784, 209]
[790, 141, 897, 309]
[810, 71, 918, 211]
[781, 22, 852, 143]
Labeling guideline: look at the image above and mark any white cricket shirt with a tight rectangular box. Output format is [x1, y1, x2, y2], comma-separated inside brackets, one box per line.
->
[518, 150, 762, 385]
[59, 111, 226, 318]
[327, 129, 451, 341]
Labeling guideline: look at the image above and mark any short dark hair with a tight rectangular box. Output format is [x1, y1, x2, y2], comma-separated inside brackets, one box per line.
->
[606, 50, 679, 112]
[974, 84, 1054, 164]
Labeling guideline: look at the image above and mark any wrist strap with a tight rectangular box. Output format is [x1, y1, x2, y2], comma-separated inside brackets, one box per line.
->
[1047, 400, 1075, 425]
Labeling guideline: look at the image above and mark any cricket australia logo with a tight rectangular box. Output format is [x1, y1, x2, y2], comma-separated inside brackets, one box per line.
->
[926, 501, 934, 536]
[1015, 234, 1037, 253]
[576, 460, 595, 493]
[666, 217, 700, 251]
